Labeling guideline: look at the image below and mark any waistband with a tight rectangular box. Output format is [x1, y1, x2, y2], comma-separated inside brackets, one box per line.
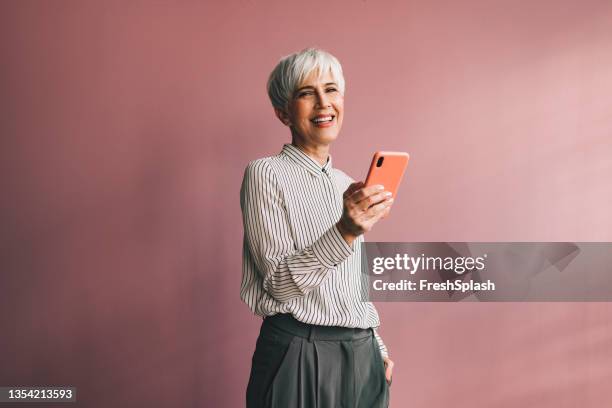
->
[263, 313, 373, 341]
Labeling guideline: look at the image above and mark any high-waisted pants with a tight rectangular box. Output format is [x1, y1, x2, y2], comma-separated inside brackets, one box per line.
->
[246, 313, 390, 408]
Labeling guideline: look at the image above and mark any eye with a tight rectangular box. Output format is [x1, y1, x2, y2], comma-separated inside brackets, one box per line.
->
[326, 87, 338, 93]
[298, 91, 314, 98]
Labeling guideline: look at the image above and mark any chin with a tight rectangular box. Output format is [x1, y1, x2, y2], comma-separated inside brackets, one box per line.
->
[315, 133, 339, 145]
[315, 129, 340, 144]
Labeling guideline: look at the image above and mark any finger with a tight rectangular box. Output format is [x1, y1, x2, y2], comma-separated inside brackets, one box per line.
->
[343, 181, 364, 199]
[381, 206, 392, 219]
[350, 184, 385, 202]
[365, 198, 394, 220]
[373, 203, 393, 222]
[357, 191, 392, 211]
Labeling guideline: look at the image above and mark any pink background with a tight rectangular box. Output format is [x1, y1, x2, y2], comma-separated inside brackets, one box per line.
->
[1, 0, 612, 406]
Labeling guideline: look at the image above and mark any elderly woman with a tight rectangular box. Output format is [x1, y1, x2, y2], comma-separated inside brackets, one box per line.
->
[241, 48, 394, 408]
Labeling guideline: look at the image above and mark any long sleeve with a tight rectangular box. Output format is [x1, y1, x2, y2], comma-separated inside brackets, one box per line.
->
[373, 328, 389, 358]
[241, 160, 354, 303]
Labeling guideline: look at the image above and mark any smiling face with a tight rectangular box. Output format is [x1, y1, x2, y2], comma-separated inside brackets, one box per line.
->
[275, 69, 344, 148]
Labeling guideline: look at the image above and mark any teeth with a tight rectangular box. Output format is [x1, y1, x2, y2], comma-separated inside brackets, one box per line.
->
[313, 116, 333, 123]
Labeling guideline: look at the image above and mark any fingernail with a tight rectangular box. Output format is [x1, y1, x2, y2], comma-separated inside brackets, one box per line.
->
[384, 191, 392, 197]
[376, 185, 384, 190]
[388, 198, 395, 204]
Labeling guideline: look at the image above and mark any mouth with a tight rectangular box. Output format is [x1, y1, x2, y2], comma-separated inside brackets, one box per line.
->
[310, 114, 336, 127]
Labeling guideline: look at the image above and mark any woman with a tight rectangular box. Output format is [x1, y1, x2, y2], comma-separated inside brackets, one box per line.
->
[241, 48, 395, 408]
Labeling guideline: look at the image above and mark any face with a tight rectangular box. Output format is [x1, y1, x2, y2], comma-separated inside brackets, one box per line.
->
[275, 69, 344, 147]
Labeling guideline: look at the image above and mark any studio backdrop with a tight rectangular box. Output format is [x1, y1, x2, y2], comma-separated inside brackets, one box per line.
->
[1, 1, 611, 407]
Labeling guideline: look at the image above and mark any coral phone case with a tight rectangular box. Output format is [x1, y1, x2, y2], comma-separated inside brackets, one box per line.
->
[364, 151, 410, 201]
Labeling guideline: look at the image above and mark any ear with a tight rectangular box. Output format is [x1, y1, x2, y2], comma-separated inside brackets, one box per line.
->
[274, 107, 292, 127]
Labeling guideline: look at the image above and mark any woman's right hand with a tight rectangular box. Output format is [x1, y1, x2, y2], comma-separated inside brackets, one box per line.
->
[336, 182, 394, 245]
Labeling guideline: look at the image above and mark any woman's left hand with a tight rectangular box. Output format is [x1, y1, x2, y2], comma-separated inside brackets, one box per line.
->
[383, 356, 394, 386]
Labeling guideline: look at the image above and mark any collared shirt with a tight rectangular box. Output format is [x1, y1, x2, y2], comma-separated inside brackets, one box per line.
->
[240, 143, 388, 357]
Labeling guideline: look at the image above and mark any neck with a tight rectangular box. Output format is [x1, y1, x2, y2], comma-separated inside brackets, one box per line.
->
[291, 138, 330, 166]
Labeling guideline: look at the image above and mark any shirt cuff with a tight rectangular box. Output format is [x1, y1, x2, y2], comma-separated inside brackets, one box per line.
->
[373, 328, 389, 358]
[311, 224, 354, 268]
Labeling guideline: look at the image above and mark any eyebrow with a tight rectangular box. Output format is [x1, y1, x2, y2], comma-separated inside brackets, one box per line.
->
[295, 82, 338, 92]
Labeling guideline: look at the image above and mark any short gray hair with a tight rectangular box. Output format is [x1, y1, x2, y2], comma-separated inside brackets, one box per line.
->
[267, 48, 346, 111]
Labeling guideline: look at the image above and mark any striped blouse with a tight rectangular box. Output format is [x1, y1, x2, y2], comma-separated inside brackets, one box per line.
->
[240, 143, 388, 357]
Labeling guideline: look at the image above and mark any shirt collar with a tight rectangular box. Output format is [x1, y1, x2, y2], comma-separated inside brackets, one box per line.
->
[280, 143, 333, 176]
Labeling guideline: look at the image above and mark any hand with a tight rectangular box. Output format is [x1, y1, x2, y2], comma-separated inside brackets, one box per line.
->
[336, 182, 394, 245]
[383, 356, 394, 386]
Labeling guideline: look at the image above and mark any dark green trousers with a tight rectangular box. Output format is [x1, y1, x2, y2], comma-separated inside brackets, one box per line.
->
[246, 314, 390, 408]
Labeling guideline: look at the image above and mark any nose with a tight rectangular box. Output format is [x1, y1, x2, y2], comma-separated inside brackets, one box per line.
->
[315, 89, 331, 108]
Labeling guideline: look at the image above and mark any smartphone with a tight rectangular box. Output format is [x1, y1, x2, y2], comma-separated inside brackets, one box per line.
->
[364, 151, 410, 202]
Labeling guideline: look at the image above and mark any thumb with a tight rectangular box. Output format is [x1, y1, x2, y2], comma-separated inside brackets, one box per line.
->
[343, 181, 364, 199]
[384, 358, 394, 385]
